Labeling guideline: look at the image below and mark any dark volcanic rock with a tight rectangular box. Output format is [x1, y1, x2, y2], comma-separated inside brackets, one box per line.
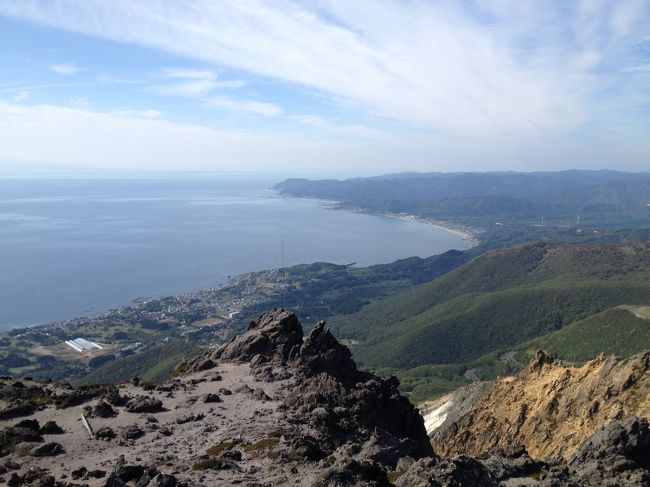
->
[95, 426, 116, 440]
[30, 442, 64, 457]
[103, 385, 126, 407]
[1, 421, 43, 450]
[568, 416, 650, 486]
[39, 421, 64, 435]
[480, 448, 545, 481]
[200, 393, 221, 403]
[183, 308, 304, 371]
[119, 425, 145, 441]
[93, 400, 117, 418]
[312, 459, 391, 487]
[182, 309, 433, 464]
[125, 396, 163, 413]
[394, 455, 497, 487]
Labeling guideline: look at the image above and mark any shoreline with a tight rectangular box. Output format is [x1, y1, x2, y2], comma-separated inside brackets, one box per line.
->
[303, 196, 481, 249]
[381, 212, 480, 249]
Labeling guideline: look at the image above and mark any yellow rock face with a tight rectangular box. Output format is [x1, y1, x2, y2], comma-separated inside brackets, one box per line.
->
[434, 351, 650, 460]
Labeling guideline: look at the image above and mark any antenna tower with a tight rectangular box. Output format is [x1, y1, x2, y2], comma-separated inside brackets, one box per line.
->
[281, 237, 286, 309]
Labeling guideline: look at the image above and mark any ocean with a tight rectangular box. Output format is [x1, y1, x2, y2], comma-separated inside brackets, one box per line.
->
[0, 176, 465, 329]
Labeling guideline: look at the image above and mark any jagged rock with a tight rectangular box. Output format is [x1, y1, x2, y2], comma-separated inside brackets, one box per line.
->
[568, 417, 650, 485]
[125, 396, 163, 413]
[182, 309, 433, 463]
[180, 308, 303, 373]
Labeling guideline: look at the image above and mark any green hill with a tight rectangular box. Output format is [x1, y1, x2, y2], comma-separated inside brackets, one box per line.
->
[327, 242, 650, 369]
[518, 306, 650, 362]
[78, 340, 200, 385]
[276, 171, 650, 227]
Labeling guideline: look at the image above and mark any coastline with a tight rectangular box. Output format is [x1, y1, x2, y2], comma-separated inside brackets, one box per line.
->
[291, 195, 481, 249]
[382, 212, 480, 249]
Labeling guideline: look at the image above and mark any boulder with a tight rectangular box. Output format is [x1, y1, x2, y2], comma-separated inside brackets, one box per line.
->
[125, 396, 163, 413]
[30, 442, 64, 457]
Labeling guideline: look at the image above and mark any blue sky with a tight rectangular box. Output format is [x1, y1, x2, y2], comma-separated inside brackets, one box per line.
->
[0, 0, 649, 176]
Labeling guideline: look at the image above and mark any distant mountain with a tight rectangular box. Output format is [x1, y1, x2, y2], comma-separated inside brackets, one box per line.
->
[276, 170, 650, 227]
[326, 242, 650, 369]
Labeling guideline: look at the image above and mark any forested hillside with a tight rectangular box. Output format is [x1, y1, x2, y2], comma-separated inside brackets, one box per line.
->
[276, 171, 650, 227]
[325, 242, 650, 371]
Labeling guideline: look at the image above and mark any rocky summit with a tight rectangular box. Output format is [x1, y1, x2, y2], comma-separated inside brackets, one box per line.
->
[1, 309, 650, 486]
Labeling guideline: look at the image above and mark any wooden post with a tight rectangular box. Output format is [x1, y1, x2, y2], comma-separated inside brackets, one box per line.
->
[80, 413, 94, 439]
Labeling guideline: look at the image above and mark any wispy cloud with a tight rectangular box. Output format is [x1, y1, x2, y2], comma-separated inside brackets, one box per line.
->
[206, 95, 282, 117]
[3, 0, 647, 138]
[0, 1, 648, 172]
[154, 66, 265, 114]
[50, 63, 79, 75]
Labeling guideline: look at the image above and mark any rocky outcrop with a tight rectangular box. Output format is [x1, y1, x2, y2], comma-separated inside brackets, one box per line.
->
[432, 350, 650, 460]
[180, 308, 304, 372]
[568, 417, 650, 486]
[180, 308, 434, 461]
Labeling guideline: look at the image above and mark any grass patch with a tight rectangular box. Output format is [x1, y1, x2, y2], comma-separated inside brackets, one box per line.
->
[242, 437, 280, 451]
[206, 441, 235, 456]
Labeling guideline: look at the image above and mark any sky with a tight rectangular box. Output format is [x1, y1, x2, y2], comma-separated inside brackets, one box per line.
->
[0, 0, 649, 177]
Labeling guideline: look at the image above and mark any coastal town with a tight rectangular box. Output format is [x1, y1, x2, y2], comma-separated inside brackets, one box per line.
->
[0, 269, 288, 381]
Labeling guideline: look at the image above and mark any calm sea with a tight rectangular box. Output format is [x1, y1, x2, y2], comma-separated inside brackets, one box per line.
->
[0, 177, 465, 329]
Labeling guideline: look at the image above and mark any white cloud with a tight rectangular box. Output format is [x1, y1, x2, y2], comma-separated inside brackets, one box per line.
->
[1, 100, 647, 174]
[155, 67, 254, 110]
[13, 90, 28, 102]
[206, 95, 282, 117]
[50, 63, 79, 75]
[0, 1, 648, 171]
[2, 0, 636, 137]
[160, 68, 216, 80]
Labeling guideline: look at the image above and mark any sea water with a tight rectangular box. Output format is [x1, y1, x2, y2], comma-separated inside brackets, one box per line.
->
[0, 176, 465, 329]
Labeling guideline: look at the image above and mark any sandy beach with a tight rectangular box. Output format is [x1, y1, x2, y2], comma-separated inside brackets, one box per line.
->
[381, 212, 480, 249]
